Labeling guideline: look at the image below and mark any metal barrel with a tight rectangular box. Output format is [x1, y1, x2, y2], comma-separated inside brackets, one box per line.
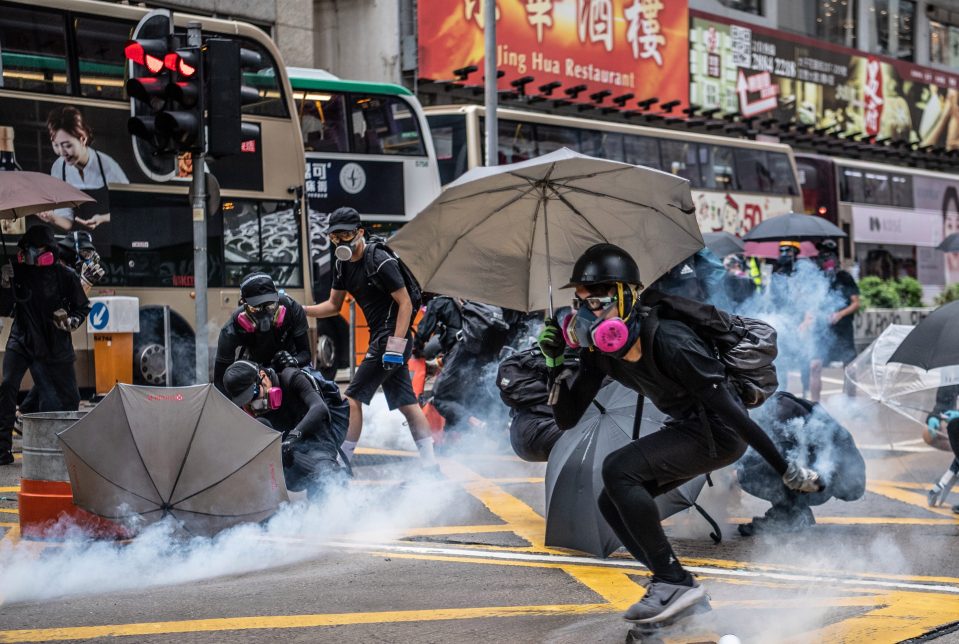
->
[20, 411, 86, 481]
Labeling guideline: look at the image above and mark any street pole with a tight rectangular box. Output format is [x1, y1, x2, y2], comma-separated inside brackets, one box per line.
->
[188, 21, 209, 384]
[483, 0, 497, 166]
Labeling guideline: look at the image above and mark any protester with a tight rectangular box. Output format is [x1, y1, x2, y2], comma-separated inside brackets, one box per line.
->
[214, 272, 311, 394]
[0, 225, 90, 465]
[806, 239, 860, 401]
[540, 243, 823, 624]
[57, 231, 105, 294]
[926, 384, 959, 510]
[737, 392, 865, 535]
[767, 241, 818, 397]
[222, 360, 349, 495]
[413, 294, 461, 359]
[304, 207, 436, 471]
[721, 254, 757, 308]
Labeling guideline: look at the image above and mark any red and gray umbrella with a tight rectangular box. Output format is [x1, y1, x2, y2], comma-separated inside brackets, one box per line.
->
[58, 383, 289, 536]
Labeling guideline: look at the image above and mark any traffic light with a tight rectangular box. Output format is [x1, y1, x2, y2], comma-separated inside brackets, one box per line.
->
[125, 37, 173, 151]
[206, 39, 262, 157]
[155, 47, 203, 149]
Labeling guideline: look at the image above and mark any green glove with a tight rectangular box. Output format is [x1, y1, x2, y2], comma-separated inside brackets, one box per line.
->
[538, 319, 566, 368]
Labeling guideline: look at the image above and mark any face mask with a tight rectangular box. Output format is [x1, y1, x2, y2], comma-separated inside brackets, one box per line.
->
[18, 246, 55, 267]
[248, 369, 282, 412]
[334, 235, 361, 261]
[819, 255, 837, 273]
[562, 302, 633, 354]
[236, 303, 287, 333]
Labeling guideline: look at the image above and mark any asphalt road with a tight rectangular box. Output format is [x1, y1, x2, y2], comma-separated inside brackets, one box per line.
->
[2, 369, 959, 643]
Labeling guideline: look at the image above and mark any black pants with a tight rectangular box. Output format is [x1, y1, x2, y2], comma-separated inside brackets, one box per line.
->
[432, 344, 498, 429]
[597, 416, 746, 577]
[0, 350, 80, 452]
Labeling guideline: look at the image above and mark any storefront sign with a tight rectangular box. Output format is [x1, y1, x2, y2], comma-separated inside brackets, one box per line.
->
[418, 0, 689, 109]
[693, 191, 794, 236]
[690, 11, 959, 147]
[851, 206, 942, 247]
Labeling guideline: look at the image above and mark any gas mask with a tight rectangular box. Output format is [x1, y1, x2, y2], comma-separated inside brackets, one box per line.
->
[776, 248, 798, 274]
[236, 301, 287, 334]
[334, 233, 362, 261]
[18, 245, 55, 267]
[561, 283, 640, 355]
[818, 253, 838, 275]
[248, 368, 282, 413]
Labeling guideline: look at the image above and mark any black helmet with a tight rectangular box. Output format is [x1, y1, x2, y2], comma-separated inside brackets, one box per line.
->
[564, 243, 642, 288]
[222, 360, 260, 406]
[818, 239, 838, 254]
[58, 231, 95, 254]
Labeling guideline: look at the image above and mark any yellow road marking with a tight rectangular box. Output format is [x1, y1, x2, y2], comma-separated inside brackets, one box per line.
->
[0, 486, 20, 493]
[867, 482, 957, 518]
[1, 524, 19, 545]
[354, 446, 416, 458]
[0, 508, 18, 515]
[0, 522, 16, 528]
[0, 603, 612, 643]
[727, 515, 957, 526]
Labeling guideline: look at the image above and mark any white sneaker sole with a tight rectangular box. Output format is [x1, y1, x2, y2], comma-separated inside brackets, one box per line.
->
[624, 583, 707, 624]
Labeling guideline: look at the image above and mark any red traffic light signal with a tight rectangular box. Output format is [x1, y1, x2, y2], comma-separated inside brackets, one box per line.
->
[124, 39, 167, 74]
[164, 50, 198, 78]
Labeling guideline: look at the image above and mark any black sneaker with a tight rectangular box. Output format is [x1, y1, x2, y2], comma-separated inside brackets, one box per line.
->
[623, 578, 707, 624]
[738, 505, 815, 537]
[0, 450, 14, 466]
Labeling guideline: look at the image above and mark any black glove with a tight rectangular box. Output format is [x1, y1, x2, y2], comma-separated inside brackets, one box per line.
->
[281, 429, 302, 468]
[272, 350, 299, 371]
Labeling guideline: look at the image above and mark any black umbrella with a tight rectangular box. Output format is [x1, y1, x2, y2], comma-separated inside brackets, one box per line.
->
[544, 383, 716, 558]
[937, 233, 959, 252]
[888, 301, 959, 370]
[742, 212, 846, 242]
[703, 231, 745, 258]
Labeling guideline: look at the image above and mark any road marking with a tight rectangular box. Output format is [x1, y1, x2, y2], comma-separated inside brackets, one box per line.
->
[728, 515, 957, 526]
[867, 481, 958, 517]
[0, 603, 612, 643]
[0, 486, 20, 493]
[0, 508, 18, 515]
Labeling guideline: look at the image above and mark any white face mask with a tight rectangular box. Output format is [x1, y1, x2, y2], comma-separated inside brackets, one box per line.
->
[334, 235, 361, 261]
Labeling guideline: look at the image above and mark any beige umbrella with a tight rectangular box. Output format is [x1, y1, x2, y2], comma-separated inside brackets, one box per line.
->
[389, 148, 702, 314]
[58, 383, 289, 537]
[0, 171, 95, 219]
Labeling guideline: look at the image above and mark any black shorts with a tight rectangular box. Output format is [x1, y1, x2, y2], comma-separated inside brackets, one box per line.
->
[344, 334, 417, 410]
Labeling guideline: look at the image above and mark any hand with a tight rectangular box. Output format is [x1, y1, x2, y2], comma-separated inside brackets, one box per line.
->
[829, 312, 842, 325]
[80, 262, 105, 287]
[0, 263, 12, 288]
[271, 350, 299, 371]
[928, 416, 942, 436]
[382, 336, 407, 371]
[537, 318, 565, 368]
[943, 410, 959, 422]
[34, 210, 54, 223]
[68, 315, 82, 331]
[782, 462, 825, 493]
[76, 213, 109, 230]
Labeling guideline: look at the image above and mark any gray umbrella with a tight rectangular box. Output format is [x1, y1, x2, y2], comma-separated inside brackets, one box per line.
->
[703, 231, 745, 258]
[58, 383, 289, 537]
[389, 148, 702, 314]
[742, 212, 846, 242]
[544, 383, 714, 558]
[938, 232, 959, 252]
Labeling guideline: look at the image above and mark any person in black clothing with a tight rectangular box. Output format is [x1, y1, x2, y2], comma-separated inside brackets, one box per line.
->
[539, 243, 822, 625]
[222, 360, 346, 495]
[925, 384, 959, 510]
[0, 225, 90, 465]
[213, 272, 311, 393]
[305, 207, 436, 470]
[413, 294, 461, 359]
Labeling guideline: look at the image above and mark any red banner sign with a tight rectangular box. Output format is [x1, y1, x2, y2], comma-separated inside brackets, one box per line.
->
[418, 0, 689, 110]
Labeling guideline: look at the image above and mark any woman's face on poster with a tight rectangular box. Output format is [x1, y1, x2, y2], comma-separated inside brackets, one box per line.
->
[51, 129, 88, 166]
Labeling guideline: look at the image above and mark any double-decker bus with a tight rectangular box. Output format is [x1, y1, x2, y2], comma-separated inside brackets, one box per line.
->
[796, 153, 959, 297]
[0, 0, 306, 389]
[286, 68, 440, 377]
[425, 105, 804, 237]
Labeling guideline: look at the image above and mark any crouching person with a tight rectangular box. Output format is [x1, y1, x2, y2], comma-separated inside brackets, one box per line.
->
[223, 361, 349, 497]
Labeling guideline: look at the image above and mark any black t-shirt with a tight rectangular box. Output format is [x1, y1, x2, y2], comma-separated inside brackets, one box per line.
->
[332, 246, 406, 338]
[829, 270, 859, 339]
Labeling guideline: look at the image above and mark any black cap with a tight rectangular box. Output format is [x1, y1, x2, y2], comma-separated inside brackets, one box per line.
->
[240, 272, 279, 307]
[326, 207, 361, 233]
[564, 243, 642, 288]
[58, 231, 95, 253]
[223, 360, 260, 406]
[20, 224, 56, 250]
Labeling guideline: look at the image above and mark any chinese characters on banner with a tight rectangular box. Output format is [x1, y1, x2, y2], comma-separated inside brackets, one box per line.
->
[689, 10, 959, 149]
[418, 0, 688, 111]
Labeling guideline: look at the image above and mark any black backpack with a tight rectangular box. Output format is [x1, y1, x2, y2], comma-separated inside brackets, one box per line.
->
[298, 368, 350, 440]
[336, 236, 423, 313]
[456, 300, 510, 353]
[641, 290, 779, 408]
[497, 347, 579, 410]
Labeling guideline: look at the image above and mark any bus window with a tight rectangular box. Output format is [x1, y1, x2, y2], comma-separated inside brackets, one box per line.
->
[767, 152, 798, 195]
[427, 113, 468, 184]
[580, 130, 623, 160]
[239, 39, 288, 117]
[660, 140, 699, 185]
[891, 174, 913, 208]
[297, 92, 349, 152]
[0, 5, 69, 94]
[623, 135, 661, 169]
[840, 168, 865, 202]
[74, 16, 128, 100]
[734, 149, 774, 193]
[699, 144, 735, 191]
[536, 123, 579, 154]
[350, 95, 425, 156]
[223, 200, 302, 288]
[492, 119, 536, 164]
[864, 172, 891, 205]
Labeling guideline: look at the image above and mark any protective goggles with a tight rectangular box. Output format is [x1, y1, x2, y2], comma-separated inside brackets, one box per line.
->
[572, 295, 616, 312]
[329, 229, 360, 243]
[245, 301, 278, 315]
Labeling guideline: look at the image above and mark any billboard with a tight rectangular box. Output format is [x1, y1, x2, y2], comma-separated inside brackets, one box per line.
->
[418, 0, 688, 111]
[690, 11, 959, 149]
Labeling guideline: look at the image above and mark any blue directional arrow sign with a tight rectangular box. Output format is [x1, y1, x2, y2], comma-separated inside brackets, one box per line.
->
[90, 302, 110, 331]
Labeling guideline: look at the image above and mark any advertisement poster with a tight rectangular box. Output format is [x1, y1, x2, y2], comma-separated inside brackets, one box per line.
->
[418, 0, 689, 110]
[690, 10, 959, 149]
